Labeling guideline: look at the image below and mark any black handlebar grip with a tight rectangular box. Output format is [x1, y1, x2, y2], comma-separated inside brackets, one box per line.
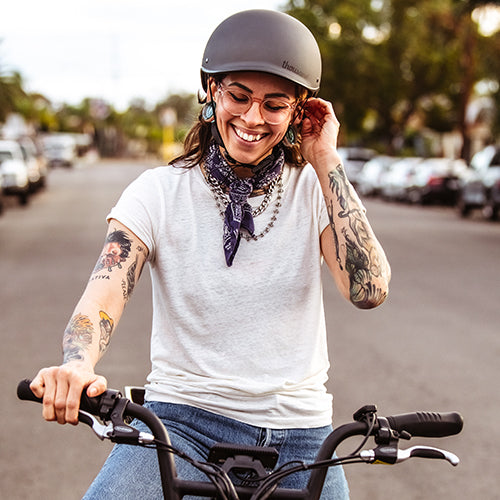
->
[17, 379, 43, 403]
[17, 379, 113, 417]
[387, 411, 463, 438]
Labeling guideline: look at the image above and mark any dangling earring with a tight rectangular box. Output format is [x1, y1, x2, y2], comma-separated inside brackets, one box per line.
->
[284, 124, 297, 146]
[201, 101, 216, 123]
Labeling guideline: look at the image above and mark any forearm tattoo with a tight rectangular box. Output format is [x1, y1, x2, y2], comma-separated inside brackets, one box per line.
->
[327, 165, 387, 308]
[98, 311, 114, 354]
[62, 314, 94, 363]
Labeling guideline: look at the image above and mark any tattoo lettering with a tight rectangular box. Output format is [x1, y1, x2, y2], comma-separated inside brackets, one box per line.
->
[98, 311, 114, 354]
[62, 314, 94, 363]
[327, 165, 386, 308]
[93, 229, 132, 273]
[90, 274, 111, 282]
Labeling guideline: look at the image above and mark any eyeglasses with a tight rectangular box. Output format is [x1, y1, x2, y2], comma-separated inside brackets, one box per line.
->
[217, 84, 296, 125]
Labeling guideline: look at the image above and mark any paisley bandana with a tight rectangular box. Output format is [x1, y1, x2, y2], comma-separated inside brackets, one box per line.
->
[205, 142, 285, 266]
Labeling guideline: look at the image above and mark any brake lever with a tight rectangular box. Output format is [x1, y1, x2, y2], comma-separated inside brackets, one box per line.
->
[78, 410, 155, 445]
[397, 445, 460, 466]
[78, 410, 114, 440]
[360, 445, 460, 466]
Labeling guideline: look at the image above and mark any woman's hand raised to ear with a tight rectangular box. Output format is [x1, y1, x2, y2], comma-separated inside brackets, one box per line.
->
[299, 98, 341, 169]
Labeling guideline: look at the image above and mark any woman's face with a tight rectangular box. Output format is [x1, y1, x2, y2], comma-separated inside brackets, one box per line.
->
[210, 72, 296, 166]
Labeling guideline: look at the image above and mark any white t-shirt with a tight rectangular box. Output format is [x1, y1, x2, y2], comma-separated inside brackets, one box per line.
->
[107, 161, 333, 428]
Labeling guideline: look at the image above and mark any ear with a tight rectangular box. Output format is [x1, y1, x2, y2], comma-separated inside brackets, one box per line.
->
[207, 78, 218, 102]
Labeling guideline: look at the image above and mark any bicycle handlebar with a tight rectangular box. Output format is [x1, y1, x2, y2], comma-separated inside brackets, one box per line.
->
[386, 411, 463, 438]
[17, 379, 463, 500]
[17, 378, 111, 418]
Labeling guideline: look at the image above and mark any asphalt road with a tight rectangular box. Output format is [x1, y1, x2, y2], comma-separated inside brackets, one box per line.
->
[1, 159, 498, 499]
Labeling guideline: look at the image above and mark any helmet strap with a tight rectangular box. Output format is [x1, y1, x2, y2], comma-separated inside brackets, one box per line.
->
[210, 121, 225, 149]
[206, 84, 227, 151]
[282, 98, 308, 147]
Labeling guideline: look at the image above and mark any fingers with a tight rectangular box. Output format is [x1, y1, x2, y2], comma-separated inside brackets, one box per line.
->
[31, 366, 60, 422]
[29, 364, 106, 425]
[30, 369, 49, 398]
[303, 98, 339, 129]
[300, 98, 340, 150]
[86, 376, 108, 398]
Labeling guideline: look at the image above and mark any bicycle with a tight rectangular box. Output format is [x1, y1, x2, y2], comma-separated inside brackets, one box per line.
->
[17, 379, 463, 500]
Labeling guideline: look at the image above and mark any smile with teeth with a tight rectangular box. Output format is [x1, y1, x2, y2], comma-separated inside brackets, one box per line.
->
[234, 126, 265, 143]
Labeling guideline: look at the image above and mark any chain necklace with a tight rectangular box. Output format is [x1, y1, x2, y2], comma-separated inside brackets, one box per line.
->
[205, 170, 284, 241]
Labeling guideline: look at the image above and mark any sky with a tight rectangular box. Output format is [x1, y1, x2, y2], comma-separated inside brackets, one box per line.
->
[0, 0, 283, 110]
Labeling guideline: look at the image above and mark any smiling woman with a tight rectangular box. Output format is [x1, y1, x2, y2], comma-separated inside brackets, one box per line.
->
[209, 72, 297, 166]
[29, 9, 390, 500]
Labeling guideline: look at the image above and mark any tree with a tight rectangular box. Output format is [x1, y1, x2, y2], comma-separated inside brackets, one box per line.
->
[284, 0, 500, 158]
[0, 65, 26, 123]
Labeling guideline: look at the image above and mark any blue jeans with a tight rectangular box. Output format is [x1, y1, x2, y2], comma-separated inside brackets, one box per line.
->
[83, 402, 349, 499]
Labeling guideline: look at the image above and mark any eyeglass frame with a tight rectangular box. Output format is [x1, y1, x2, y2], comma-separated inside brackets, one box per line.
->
[215, 82, 300, 126]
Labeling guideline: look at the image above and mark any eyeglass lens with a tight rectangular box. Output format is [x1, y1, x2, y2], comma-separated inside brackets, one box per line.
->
[218, 87, 294, 125]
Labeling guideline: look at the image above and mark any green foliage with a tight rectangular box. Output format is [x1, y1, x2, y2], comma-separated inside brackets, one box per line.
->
[0, 68, 26, 123]
[3, 2, 499, 158]
[284, 0, 500, 156]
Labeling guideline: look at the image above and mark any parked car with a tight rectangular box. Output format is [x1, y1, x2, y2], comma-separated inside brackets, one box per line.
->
[0, 140, 30, 205]
[405, 158, 467, 205]
[338, 147, 377, 186]
[18, 137, 48, 191]
[42, 134, 77, 168]
[457, 145, 500, 220]
[380, 157, 423, 202]
[357, 156, 399, 197]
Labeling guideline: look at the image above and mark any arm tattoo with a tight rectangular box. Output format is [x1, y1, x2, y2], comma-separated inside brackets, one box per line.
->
[343, 229, 386, 308]
[122, 255, 138, 301]
[93, 229, 132, 274]
[327, 165, 386, 308]
[326, 199, 343, 270]
[98, 311, 114, 354]
[62, 314, 94, 363]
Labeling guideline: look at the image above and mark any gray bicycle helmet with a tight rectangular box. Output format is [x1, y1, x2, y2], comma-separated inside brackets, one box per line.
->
[201, 9, 322, 96]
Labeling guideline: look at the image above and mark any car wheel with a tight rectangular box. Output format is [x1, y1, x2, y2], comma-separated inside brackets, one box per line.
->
[482, 201, 499, 221]
[18, 191, 29, 206]
[456, 196, 471, 217]
[407, 188, 424, 205]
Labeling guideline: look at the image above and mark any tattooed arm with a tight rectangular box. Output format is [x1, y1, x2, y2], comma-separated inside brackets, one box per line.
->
[319, 165, 391, 308]
[30, 219, 148, 424]
[300, 98, 391, 309]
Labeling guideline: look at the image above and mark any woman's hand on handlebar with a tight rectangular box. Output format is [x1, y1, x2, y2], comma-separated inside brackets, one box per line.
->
[30, 362, 108, 425]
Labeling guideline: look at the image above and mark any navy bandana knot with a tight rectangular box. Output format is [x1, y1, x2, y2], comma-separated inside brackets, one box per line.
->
[205, 142, 284, 266]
